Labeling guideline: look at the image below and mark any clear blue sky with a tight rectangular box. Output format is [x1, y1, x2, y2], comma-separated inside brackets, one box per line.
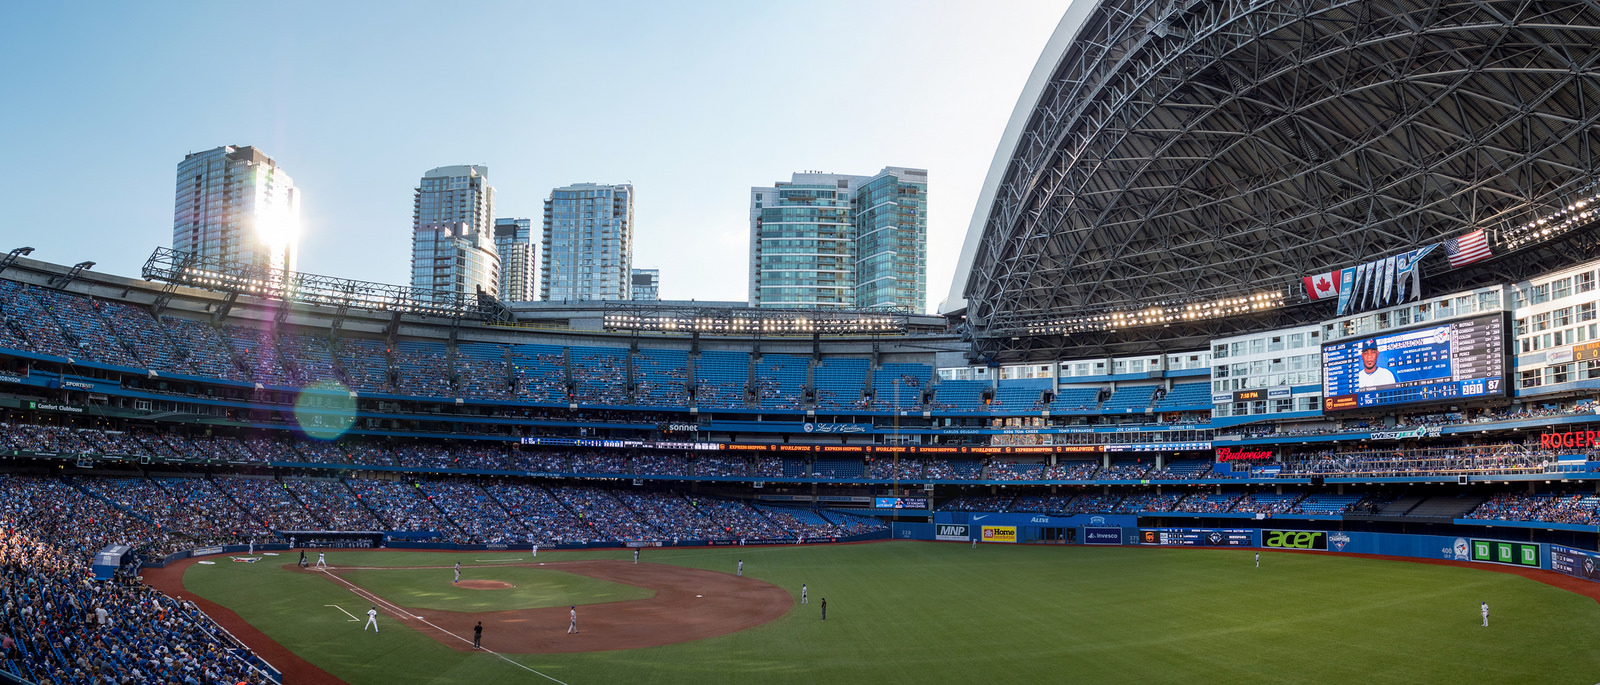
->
[0, 1, 1067, 313]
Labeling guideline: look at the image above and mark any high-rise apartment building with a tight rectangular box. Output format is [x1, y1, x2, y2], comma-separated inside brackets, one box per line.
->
[631, 268, 660, 301]
[748, 167, 926, 311]
[172, 145, 300, 273]
[410, 165, 499, 301]
[494, 218, 537, 302]
[541, 183, 633, 301]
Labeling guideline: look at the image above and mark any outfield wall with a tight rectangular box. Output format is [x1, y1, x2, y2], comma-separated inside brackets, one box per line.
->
[896, 517, 1596, 582]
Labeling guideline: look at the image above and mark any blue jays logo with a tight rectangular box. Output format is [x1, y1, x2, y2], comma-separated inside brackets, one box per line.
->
[1206, 532, 1224, 546]
[1451, 538, 1470, 561]
[1089, 516, 1106, 525]
[1584, 557, 1596, 579]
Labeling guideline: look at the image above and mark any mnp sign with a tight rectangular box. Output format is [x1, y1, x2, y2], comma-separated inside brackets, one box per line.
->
[981, 526, 1017, 543]
[935, 524, 970, 542]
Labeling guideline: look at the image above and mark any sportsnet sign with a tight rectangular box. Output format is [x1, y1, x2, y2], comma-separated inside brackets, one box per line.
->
[935, 524, 970, 542]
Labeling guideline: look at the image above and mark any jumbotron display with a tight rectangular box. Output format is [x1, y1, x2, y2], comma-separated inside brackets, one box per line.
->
[1322, 315, 1507, 411]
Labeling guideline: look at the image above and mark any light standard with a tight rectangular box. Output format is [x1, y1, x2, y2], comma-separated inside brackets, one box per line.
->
[892, 378, 901, 498]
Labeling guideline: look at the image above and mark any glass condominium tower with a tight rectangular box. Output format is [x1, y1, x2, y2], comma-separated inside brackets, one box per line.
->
[494, 218, 537, 302]
[748, 167, 926, 311]
[172, 145, 300, 273]
[410, 165, 499, 301]
[541, 183, 633, 301]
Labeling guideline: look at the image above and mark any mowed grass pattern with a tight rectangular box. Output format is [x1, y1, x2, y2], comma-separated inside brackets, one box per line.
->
[181, 543, 1600, 684]
[337, 566, 654, 612]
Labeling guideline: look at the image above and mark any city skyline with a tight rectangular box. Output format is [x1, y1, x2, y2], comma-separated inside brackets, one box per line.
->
[0, 1, 1069, 314]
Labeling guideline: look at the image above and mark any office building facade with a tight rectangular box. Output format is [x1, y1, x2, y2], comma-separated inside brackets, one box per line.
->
[495, 218, 537, 302]
[748, 167, 926, 311]
[173, 145, 300, 273]
[542, 183, 633, 301]
[631, 268, 660, 301]
[411, 165, 498, 300]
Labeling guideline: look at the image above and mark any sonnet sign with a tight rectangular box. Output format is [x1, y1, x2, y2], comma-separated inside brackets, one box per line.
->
[1215, 447, 1272, 462]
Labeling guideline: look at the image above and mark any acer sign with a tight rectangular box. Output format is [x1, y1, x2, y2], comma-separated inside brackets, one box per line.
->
[1215, 447, 1273, 462]
[1261, 530, 1327, 550]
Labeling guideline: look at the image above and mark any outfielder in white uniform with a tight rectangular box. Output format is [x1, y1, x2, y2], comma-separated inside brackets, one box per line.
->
[1481, 601, 1489, 627]
[737, 559, 743, 576]
[454, 562, 461, 584]
[532, 544, 538, 559]
[568, 606, 578, 634]
[1255, 553, 1260, 568]
[316, 552, 327, 568]
[634, 548, 639, 564]
[365, 607, 379, 632]
[801, 584, 808, 604]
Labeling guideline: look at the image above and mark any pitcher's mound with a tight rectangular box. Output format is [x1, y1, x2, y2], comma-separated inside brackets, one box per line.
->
[458, 580, 514, 590]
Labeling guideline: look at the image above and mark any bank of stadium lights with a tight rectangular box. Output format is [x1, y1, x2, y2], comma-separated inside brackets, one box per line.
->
[603, 312, 907, 336]
[1023, 291, 1287, 335]
[1500, 193, 1600, 251]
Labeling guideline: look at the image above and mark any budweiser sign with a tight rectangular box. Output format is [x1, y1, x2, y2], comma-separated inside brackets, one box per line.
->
[1215, 447, 1273, 462]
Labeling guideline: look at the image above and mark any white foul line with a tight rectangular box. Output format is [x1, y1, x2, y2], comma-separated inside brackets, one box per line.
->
[324, 604, 359, 622]
[315, 568, 570, 685]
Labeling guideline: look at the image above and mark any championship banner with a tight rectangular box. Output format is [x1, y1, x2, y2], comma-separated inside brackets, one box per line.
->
[935, 524, 970, 542]
[981, 526, 1017, 544]
[1336, 245, 1437, 316]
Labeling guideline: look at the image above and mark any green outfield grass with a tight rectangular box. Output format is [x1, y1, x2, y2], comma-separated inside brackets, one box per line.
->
[181, 543, 1600, 684]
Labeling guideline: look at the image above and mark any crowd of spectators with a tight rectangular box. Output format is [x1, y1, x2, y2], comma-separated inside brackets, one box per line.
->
[1280, 444, 1555, 477]
[1464, 492, 1600, 525]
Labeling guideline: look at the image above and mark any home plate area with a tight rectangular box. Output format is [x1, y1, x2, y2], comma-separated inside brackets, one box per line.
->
[333, 560, 790, 654]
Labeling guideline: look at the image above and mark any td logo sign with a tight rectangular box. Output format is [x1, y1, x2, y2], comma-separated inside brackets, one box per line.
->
[1261, 530, 1328, 550]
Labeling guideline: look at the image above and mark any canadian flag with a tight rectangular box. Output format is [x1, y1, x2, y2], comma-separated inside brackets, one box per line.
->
[1303, 270, 1340, 300]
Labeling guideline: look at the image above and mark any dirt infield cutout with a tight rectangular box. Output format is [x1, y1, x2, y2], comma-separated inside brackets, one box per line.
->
[325, 560, 792, 654]
[456, 579, 515, 590]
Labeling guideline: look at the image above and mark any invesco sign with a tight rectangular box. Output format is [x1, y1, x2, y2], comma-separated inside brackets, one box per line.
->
[1261, 530, 1328, 550]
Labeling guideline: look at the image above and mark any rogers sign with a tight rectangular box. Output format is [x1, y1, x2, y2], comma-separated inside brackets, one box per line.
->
[1215, 447, 1272, 462]
[1540, 430, 1600, 450]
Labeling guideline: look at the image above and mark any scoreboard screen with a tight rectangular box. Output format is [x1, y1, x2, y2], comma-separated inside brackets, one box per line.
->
[1322, 314, 1507, 411]
[874, 496, 928, 509]
[1139, 528, 1254, 546]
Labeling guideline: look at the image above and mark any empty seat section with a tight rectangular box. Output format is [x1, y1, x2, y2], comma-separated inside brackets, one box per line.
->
[511, 344, 568, 403]
[1102, 385, 1158, 412]
[570, 346, 628, 406]
[1152, 382, 1212, 410]
[392, 340, 452, 397]
[813, 358, 868, 410]
[931, 380, 985, 411]
[635, 348, 690, 407]
[455, 343, 513, 399]
[754, 353, 807, 410]
[696, 351, 749, 409]
[874, 363, 929, 410]
[812, 456, 863, 478]
[1049, 387, 1100, 411]
[1292, 494, 1364, 514]
[992, 378, 1050, 410]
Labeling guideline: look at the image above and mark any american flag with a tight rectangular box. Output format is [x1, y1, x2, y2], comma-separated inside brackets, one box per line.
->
[1443, 229, 1491, 267]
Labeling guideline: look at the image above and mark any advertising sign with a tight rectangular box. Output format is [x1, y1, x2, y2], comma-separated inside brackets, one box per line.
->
[1140, 528, 1254, 546]
[874, 496, 929, 510]
[1083, 527, 1122, 545]
[1260, 530, 1328, 550]
[981, 526, 1017, 544]
[934, 524, 970, 542]
[1550, 545, 1600, 582]
[1471, 539, 1539, 567]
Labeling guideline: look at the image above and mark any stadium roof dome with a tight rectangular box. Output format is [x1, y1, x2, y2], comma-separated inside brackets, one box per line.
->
[949, 0, 1600, 362]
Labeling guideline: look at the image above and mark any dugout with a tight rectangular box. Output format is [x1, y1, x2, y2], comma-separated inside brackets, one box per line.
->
[279, 531, 384, 549]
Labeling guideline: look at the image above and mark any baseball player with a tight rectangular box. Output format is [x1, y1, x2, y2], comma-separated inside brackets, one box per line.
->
[473, 621, 483, 649]
[454, 562, 461, 584]
[568, 606, 578, 634]
[365, 606, 379, 633]
[316, 552, 327, 568]
[800, 584, 808, 604]
[972, 538, 977, 549]
[633, 548, 639, 564]
[821, 598, 827, 621]
[532, 544, 538, 559]
[1481, 601, 1489, 627]
[737, 559, 743, 576]
[1255, 553, 1260, 568]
